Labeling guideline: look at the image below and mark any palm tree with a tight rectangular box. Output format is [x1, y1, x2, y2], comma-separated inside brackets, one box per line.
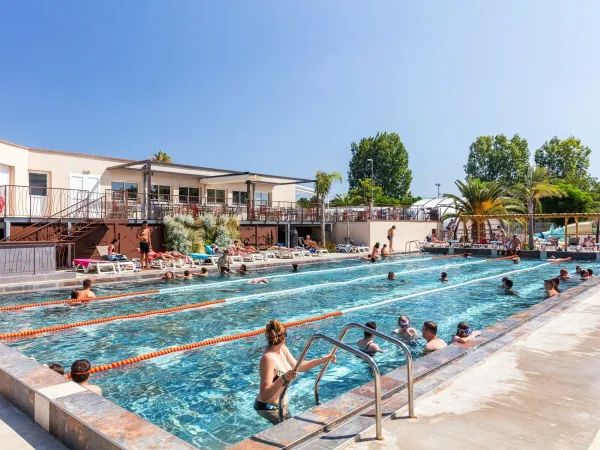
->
[512, 166, 565, 248]
[315, 171, 342, 247]
[152, 151, 173, 163]
[443, 178, 520, 242]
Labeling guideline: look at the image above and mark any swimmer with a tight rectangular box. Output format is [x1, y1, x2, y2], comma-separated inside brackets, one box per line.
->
[576, 266, 582, 275]
[176, 270, 193, 279]
[581, 269, 591, 279]
[552, 277, 561, 293]
[218, 250, 231, 274]
[439, 272, 448, 282]
[422, 321, 447, 352]
[357, 322, 383, 356]
[160, 270, 175, 280]
[463, 253, 472, 258]
[588, 268, 595, 278]
[513, 256, 520, 264]
[196, 268, 209, 277]
[70, 359, 102, 396]
[559, 268, 571, 281]
[452, 322, 481, 343]
[254, 319, 335, 424]
[292, 263, 299, 273]
[370, 257, 376, 263]
[249, 278, 269, 284]
[502, 278, 517, 295]
[381, 244, 389, 258]
[387, 272, 407, 282]
[49, 363, 64, 375]
[238, 264, 248, 274]
[73, 279, 96, 299]
[544, 279, 559, 297]
[393, 316, 419, 339]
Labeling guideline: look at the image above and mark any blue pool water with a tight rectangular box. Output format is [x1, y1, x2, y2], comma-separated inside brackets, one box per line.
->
[0, 256, 590, 448]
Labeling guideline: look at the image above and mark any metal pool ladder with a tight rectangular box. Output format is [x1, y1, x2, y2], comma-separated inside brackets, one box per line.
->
[405, 240, 423, 254]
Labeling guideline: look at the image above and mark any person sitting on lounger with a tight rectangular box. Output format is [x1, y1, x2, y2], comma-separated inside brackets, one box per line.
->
[73, 279, 96, 299]
[304, 236, 319, 250]
[108, 238, 119, 255]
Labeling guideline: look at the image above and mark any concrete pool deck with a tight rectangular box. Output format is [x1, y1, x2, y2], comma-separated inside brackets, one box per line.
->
[347, 281, 600, 450]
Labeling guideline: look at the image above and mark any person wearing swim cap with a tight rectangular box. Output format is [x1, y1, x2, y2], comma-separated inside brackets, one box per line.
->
[70, 359, 102, 395]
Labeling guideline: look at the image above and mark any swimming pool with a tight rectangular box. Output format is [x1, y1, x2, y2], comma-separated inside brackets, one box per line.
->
[0, 256, 587, 448]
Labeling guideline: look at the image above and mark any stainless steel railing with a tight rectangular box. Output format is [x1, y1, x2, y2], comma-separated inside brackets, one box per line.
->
[314, 323, 415, 419]
[278, 333, 384, 440]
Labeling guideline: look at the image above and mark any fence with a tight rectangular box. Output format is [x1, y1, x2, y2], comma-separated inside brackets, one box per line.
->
[0, 185, 96, 219]
[0, 242, 74, 277]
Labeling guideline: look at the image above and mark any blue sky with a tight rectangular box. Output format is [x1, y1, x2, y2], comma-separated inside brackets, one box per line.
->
[1, 1, 599, 198]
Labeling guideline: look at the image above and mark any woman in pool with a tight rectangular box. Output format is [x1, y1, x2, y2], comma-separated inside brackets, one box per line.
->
[544, 279, 559, 297]
[452, 322, 481, 343]
[357, 321, 383, 356]
[381, 244, 389, 258]
[159, 270, 175, 280]
[371, 242, 381, 259]
[255, 319, 336, 423]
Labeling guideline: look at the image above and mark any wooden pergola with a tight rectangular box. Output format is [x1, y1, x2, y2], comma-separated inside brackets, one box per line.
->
[460, 213, 600, 244]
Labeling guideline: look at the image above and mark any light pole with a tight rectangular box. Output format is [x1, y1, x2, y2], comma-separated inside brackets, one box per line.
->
[367, 159, 374, 203]
[435, 183, 441, 198]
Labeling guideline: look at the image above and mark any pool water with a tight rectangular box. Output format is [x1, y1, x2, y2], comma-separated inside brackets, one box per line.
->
[0, 256, 588, 448]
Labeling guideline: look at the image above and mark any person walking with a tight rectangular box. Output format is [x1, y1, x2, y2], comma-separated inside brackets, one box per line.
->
[387, 225, 396, 252]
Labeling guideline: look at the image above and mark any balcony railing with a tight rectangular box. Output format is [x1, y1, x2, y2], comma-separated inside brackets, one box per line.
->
[0, 185, 95, 219]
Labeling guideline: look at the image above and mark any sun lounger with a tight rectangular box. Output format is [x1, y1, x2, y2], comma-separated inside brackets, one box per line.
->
[260, 251, 277, 260]
[73, 258, 116, 274]
[189, 253, 219, 266]
[278, 249, 303, 259]
[312, 249, 330, 256]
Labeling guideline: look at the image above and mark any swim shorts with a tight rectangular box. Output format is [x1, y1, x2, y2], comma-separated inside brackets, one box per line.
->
[387, 235, 392, 240]
[140, 242, 150, 254]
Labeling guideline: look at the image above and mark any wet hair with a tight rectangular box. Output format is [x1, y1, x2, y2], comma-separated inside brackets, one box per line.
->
[82, 279, 92, 289]
[581, 270, 589, 277]
[441, 272, 448, 278]
[70, 359, 92, 383]
[292, 263, 299, 271]
[387, 272, 395, 280]
[504, 278, 514, 289]
[552, 277, 560, 289]
[544, 279, 555, 288]
[200, 268, 207, 273]
[70, 290, 78, 299]
[265, 319, 286, 346]
[422, 321, 438, 336]
[588, 268, 594, 275]
[49, 363, 64, 375]
[370, 257, 376, 263]
[374, 242, 380, 249]
[184, 270, 190, 276]
[560, 268, 568, 276]
[240, 264, 247, 271]
[576, 266, 582, 272]
[501, 276, 509, 282]
[165, 270, 174, 279]
[382, 244, 387, 248]
[111, 238, 119, 244]
[456, 321, 471, 338]
[364, 321, 377, 339]
[398, 315, 409, 325]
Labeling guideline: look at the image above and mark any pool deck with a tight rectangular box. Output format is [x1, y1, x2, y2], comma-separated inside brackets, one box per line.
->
[347, 281, 600, 450]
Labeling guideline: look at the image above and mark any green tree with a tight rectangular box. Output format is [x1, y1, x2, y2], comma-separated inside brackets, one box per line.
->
[314, 171, 342, 246]
[443, 178, 520, 242]
[348, 132, 412, 199]
[464, 134, 530, 184]
[348, 179, 384, 204]
[511, 166, 565, 248]
[153, 150, 173, 163]
[540, 183, 594, 225]
[534, 136, 592, 189]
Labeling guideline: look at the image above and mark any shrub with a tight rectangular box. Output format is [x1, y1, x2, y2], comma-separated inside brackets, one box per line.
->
[163, 216, 191, 253]
[175, 214, 195, 227]
[214, 225, 232, 248]
[227, 216, 241, 241]
[200, 214, 216, 231]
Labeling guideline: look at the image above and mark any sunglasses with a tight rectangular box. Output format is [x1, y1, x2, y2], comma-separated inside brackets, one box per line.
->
[458, 327, 473, 336]
[398, 322, 410, 328]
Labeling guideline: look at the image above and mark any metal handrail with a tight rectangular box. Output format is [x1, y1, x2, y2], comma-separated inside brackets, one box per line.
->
[314, 323, 415, 419]
[405, 240, 422, 254]
[278, 333, 384, 440]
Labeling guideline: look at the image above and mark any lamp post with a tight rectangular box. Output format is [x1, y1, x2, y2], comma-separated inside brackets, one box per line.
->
[435, 183, 441, 198]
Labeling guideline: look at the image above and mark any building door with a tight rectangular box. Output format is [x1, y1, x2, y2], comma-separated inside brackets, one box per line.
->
[29, 172, 49, 217]
[69, 174, 101, 218]
[0, 165, 9, 215]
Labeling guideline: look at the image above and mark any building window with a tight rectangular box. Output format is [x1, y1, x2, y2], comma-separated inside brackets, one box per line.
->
[255, 192, 269, 206]
[232, 190, 248, 205]
[29, 172, 48, 196]
[151, 184, 171, 201]
[111, 182, 138, 200]
[207, 189, 225, 204]
[180, 187, 200, 203]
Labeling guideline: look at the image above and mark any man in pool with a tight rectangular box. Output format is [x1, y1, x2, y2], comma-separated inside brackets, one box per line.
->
[439, 272, 449, 282]
[218, 250, 231, 274]
[70, 359, 102, 395]
[513, 256, 521, 264]
[502, 278, 518, 295]
[196, 267, 209, 277]
[544, 279, 559, 297]
[387, 272, 407, 282]
[292, 263, 299, 272]
[387, 225, 396, 252]
[576, 266, 582, 275]
[559, 268, 571, 280]
[175, 270, 193, 279]
[393, 316, 419, 339]
[421, 321, 447, 352]
[509, 234, 521, 256]
[136, 221, 152, 270]
[73, 279, 96, 299]
[238, 264, 248, 274]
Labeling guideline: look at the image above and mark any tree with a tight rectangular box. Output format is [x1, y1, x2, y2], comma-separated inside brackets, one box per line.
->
[534, 136, 592, 189]
[464, 134, 529, 184]
[443, 178, 520, 242]
[348, 132, 412, 199]
[511, 166, 565, 248]
[314, 171, 342, 246]
[540, 183, 594, 225]
[153, 151, 173, 163]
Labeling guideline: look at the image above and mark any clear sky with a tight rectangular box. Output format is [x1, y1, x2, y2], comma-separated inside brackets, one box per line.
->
[1, 1, 599, 198]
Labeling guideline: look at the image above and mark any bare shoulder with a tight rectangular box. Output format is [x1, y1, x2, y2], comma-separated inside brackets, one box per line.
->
[88, 384, 103, 396]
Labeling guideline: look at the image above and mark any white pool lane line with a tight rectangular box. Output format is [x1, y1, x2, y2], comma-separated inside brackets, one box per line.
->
[342, 261, 553, 314]
[221, 259, 487, 307]
[158, 256, 434, 294]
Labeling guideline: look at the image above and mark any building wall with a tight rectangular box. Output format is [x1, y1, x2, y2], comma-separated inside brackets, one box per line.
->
[0, 141, 30, 186]
[332, 221, 439, 251]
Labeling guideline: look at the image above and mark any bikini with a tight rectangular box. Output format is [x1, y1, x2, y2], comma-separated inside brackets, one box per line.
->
[254, 363, 286, 411]
[359, 341, 378, 357]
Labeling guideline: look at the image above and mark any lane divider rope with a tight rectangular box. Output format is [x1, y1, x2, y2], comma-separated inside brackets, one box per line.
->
[66, 311, 343, 378]
[0, 299, 225, 340]
[67, 261, 556, 377]
[0, 290, 160, 312]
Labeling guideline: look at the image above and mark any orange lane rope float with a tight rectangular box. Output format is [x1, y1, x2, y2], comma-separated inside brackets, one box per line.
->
[0, 299, 226, 340]
[0, 289, 161, 312]
[66, 311, 343, 378]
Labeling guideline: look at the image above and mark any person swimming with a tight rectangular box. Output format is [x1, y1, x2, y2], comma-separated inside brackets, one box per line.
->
[502, 278, 517, 295]
[393, 316, 419, 339]
[160, 270, 175, 280]
[248, 278, 269, 284]
[439, 272, 448, 282]
[559, 268, 571, 281]
[238, 264, 248, 274]
[196, 267, 208, 277]
[357, 322, 383, 357]
[513, 256, 521, 264]
[292, 263, 299, 272]
[452, 322, 481, 343]
[544, 279, 559, 297]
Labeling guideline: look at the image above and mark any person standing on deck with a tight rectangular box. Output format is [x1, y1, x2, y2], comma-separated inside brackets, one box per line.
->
[387, 225, 396, 252]
[136, 221, 152, 270]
